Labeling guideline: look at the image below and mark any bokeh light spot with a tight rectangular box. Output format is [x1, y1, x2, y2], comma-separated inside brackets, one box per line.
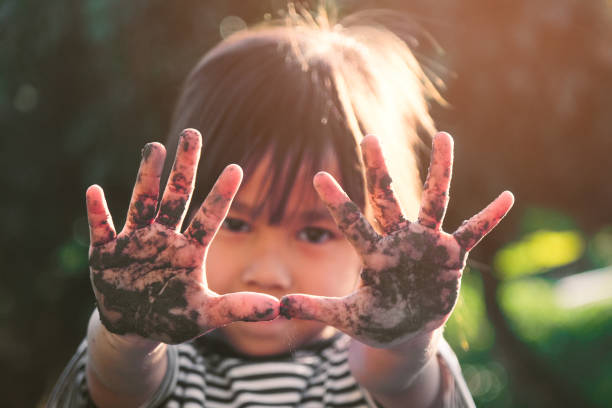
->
[58, 240, 88, 277]
[494, 230, 584, 279]
[13, 83, 39, 113]
[219, 16, 247, 39]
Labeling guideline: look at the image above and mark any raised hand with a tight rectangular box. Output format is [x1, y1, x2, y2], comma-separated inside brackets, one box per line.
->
[280, 132, 513, 348]
[86, 129, 278, 344]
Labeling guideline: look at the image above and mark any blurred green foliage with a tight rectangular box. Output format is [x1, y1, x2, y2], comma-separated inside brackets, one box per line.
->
[500, 276, 612, 406]
[494, 229, 585, 278]
[446, 205, 612, 407]
[447, 268, 612, 407]
[2, 0, 611, 407]
[588, 226, 612, 268]
[446, 271, 516, 407]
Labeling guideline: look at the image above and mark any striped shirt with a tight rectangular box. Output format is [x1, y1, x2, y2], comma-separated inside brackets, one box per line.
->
[48, 333, 475, 407]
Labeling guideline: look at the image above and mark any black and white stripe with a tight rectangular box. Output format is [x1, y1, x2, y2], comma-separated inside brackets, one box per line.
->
[162, 334, 376, 408]
[48, 333, 474, 407]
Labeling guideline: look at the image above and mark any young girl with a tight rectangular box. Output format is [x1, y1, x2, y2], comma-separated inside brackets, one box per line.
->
[50, 7, 513, 408]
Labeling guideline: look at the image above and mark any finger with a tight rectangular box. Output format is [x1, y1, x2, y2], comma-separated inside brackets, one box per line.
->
[453, 191, 514, 251]
[313, 172, 380, 255]
[185, 164, 242, 246]
[86, 185, 117, 246]
[157, 129, 202, 230]
[418, 132, 454, 230]
[360, 135, 406, 234]
[207, 292, 279, 326]
[280, 293, 357, 332]
[124, 142, 166, 231]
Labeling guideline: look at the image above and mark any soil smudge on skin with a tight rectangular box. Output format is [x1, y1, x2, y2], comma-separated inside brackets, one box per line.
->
[337, 201, 379, 252]
[355, 245, 461, 344]
[89, 228, 206, 344]
[132, 197, 157, 227]
[158, 198, 187, 227]
[352, 228, 465, 345]
[188, 220, 208, 243]
[170, 171, 188, 193]
[94, 274, 201, 344]
[242, 307, 276, 322]
[279, 297, 294, 319]
[141, 143, 154, 161]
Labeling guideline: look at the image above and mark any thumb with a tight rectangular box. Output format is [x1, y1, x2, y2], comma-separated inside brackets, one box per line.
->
[280, 294, 354, 331]
[206, 292, 280, 327]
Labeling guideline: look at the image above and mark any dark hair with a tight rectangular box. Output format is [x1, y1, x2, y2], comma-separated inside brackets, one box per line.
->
[165, 7, 440, 225]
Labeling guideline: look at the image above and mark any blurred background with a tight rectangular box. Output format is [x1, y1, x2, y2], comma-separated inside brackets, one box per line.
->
[1, 0, 611, 406]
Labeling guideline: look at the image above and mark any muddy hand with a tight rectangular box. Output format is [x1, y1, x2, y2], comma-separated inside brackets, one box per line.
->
[86, 129, 278, 344]
[280, 132, 513, 348]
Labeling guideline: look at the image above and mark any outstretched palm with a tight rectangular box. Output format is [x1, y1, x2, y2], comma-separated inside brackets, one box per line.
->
[87, 129, 278, 344]
[280, 132, 514, 348]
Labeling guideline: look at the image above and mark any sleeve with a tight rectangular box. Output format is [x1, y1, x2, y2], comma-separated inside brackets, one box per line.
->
[436, 337, 477, 408]
[45, 339, 180, 408]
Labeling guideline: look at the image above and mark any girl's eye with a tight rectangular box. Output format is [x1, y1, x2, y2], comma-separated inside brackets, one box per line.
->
[297, 227, 335, 244]
[222, 217, 251, 233]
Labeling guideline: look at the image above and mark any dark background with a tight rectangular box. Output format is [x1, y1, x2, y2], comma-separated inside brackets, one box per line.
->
[1, 0, 611, 406]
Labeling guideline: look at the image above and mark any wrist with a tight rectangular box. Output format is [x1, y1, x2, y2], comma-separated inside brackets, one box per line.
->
[385, 328, 443, 360]
[86, 308, 169, 407]
[348, 328, 443, 399]
[86, 308, 168, 399]
[88, 309, 165, 357]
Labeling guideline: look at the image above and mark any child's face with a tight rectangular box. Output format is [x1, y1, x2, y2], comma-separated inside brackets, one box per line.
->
[206, 157, 362, 355]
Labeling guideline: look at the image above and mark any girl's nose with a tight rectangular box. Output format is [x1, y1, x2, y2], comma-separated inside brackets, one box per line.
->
[241, 251, 292, 291]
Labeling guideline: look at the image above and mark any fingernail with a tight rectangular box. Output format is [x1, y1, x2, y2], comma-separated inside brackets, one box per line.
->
[141, 143, 153, 160]
[279, 297, 294, 320]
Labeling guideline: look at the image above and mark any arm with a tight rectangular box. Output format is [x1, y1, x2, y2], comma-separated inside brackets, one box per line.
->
[349, 329, 443, 408]
[281, 132, 513, 406]
[86, 310, 168, 408]
[84, 129, 279, 407]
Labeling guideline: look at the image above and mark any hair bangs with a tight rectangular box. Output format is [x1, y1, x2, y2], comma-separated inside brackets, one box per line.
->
[167, 33, 366, 226]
